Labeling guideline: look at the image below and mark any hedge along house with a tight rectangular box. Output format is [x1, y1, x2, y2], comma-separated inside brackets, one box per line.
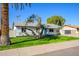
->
[10, 21, 61, 37]
[60, 25, 79, 37]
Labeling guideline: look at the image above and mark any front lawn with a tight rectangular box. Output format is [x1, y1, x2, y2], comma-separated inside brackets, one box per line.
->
[0, 36, 79, 51]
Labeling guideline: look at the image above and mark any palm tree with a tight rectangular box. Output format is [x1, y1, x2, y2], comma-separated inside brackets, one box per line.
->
[0, 3, 30, 46]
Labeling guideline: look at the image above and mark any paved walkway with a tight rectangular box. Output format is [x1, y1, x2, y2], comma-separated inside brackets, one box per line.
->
[0, 40, 79, 56]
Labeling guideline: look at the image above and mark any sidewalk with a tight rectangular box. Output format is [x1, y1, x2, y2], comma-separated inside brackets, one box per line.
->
[0, 40, 79, 56]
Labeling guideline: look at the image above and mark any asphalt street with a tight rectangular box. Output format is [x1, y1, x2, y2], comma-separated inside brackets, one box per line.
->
[36, 46, 79, 56]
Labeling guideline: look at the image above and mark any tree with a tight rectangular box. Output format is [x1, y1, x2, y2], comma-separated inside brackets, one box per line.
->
[25, 14, 44, 38]
[47, 16, 65, 26]
[0, 3, 30, 46]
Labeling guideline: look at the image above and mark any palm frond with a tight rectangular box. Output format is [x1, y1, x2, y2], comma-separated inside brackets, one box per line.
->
[11, 3, 31, 10]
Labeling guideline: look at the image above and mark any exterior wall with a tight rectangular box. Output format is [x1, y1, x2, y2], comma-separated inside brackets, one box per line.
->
[60, 26, 79, 37]
[9, 26, 20, 37]
[26, 28, 38, 36]
[14, 26, 25, 36]
[9, 30, 16, 37]
[12, 26, 38, 37]
[46, 28, 59, 35]
[11, 26, 60, 37]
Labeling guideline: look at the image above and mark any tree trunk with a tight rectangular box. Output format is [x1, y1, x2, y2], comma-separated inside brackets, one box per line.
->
[0, 3, 11, 46]
[36, 25, 44, 39]
[26, 28, 37, 37]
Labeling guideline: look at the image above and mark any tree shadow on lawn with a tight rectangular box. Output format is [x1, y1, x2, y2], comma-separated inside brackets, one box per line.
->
[11, 37, 37, 45]
[11, 36, 60, 45]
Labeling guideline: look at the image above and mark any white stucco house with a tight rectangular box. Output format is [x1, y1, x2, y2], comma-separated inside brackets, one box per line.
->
[9, 22, 61, 37]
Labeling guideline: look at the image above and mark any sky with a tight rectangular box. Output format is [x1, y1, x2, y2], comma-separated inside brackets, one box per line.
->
[8, 3, 79, 28]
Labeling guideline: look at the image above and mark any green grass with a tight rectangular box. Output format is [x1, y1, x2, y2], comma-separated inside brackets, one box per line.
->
[0, 36, 79, 51]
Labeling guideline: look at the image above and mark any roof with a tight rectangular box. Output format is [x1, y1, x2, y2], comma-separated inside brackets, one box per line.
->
[45, 24, 61, 28]
[14, 22, 61, 28]
[14, 22, 26, 26]
[14, 22, 37, 27]
[64, 25, 79, 29]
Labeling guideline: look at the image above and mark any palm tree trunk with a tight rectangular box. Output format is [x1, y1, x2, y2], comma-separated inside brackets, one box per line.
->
[0, 3, 11, 46]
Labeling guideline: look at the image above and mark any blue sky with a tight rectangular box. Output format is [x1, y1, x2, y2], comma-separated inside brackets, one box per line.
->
[9, 3, 79, 28]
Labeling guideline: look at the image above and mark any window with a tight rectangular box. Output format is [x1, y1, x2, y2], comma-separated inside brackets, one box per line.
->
[49, 29, 54, 32]
[64, 30, 71, 34]
[56, 30, 59, 32]
[77, 28, 79, 32]
[22, 28, 26, 32]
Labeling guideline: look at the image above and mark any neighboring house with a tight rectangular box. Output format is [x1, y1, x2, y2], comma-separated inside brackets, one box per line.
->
[10, 22, 61, 37]
[60, 25, 79, 37]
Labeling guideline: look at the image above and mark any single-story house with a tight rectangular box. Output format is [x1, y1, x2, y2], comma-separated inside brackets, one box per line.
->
[60, 25, 79, 37]
[10, 22, 38, 37]
[10, 22, 61, 37]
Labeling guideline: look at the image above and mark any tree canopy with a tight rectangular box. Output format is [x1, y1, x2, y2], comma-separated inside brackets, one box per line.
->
[25, 14, 44, 38]
[47, 16, 65, 26]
